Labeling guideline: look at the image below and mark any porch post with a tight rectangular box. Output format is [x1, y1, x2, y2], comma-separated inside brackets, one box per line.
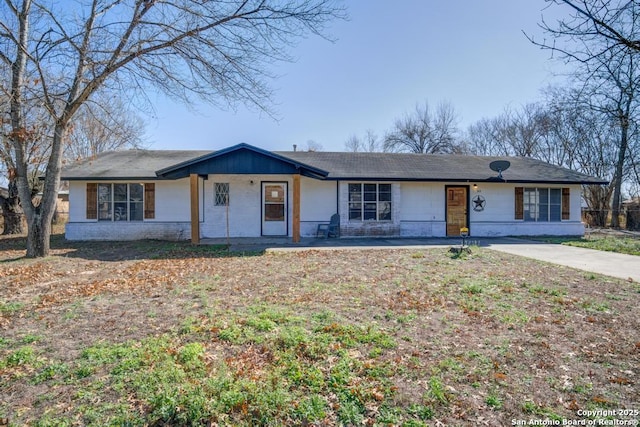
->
[293, 173, 301, 243]
[190, 173, 200, 244]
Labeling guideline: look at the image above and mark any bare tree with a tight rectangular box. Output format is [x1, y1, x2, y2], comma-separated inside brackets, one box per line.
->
[384, 101, 460, 154]
[533, 0, 640, 227]
[466, 118, 501, 156]
[466, 103, 551, 158]
[344, 129, 381, 152]
[0, 89, 144, 234]
[303, 139, 323, 152]
[534, 1, 640, 57]
[504, 104, 551, 158]
[628, 148, 640, 199]
[545, 88, 621, 226]
[64, 95, 146, 161]
[0, 99, 51, 235]
[1, 0, 344, 257]
[344, 134, 360, 152]
[592, 50, 640, 227]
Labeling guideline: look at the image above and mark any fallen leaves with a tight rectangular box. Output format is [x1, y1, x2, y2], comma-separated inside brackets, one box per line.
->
[0, 239, 639, 426]
[609, 376, 633, 385]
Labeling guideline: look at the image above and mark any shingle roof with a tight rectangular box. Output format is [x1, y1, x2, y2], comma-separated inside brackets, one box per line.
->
[61, 147, 608, 184]
[275, 151, 607, 184]
[61, 150, 211, 180]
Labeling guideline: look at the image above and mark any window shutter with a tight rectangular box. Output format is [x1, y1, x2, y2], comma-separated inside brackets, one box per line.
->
[86, 183, 97, 219]
[562, 188, 570, 220]
[515, 187, 524, 220]
[144, 183, 155, 219]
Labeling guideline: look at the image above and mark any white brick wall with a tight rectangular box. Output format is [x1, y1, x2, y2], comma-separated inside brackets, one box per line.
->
[67, 179, 195, 223]
[66, 180, 194, 240]
[298, 178, 338, 237]
[338, 182, 402, 237]
[200, 174, 301, 238]
[399, 221, 447, 237]
[66, 221, 190, 241]
[471, 221, 585, 237]
[155, 179, 199, 221]
[400, 182, 443, 222]
[467, 183, 584, 236]
[67, 178, 586, 240]
[201, 175, 263, 238]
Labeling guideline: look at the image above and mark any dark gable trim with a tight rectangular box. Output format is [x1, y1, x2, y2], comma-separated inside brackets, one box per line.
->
[155, 143, 329, 179]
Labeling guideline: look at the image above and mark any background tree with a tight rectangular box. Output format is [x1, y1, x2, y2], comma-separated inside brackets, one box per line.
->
[64, 95, 146, 161]
[0, 91, 144, 235]
[383, 101, 461, 154]
[466, 89, 625, 227]
[466, 103, 551, 158]
[303, 139, 323, 152]
[344, 129, 381, 152]
[0, 100, 51, 235]
[545, 88, 622, 226]
[537, 1, 640, 55]
[502, 103, 552, 158]
[1, 0, 344, 257]
[587, 49, 640, 227]
[534, 0, 640, 227]
[465, 116, 505, 156]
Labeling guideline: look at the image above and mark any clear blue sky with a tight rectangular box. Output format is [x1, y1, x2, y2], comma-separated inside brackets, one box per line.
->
[147, 1, 569, 152]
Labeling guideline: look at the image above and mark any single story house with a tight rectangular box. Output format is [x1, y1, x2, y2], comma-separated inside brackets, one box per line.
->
[61, 143, 607, 242]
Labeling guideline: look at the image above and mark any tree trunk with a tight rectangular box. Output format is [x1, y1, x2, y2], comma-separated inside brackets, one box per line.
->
[1, 179, 25, 235]
[610, 114, 629, 228]
[584, 184, 612, 227]
[26, 212, 51, 257]
[2, 208, 25, 235]
[23, 123, 66, 258]
[0, 195, 24, 235]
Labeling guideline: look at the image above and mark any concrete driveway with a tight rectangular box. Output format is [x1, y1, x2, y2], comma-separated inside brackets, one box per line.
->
[485, 238, 640, 283]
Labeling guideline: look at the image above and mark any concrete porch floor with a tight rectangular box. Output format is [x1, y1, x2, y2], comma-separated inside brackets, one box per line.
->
[199, 236, 485, 252]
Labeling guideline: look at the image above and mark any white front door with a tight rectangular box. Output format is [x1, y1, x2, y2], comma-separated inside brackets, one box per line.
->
[262, 182, 287, 236]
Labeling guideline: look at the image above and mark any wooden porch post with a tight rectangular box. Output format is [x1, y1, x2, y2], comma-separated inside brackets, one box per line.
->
[190, 173, 200, 244]
[293, 173, 301, 243]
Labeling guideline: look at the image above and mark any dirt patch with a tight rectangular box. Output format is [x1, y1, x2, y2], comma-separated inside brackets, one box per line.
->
[1, 234, 639, 425]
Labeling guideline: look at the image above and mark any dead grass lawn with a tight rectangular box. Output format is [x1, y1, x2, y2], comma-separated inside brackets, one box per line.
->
[0, 232, 638, 426]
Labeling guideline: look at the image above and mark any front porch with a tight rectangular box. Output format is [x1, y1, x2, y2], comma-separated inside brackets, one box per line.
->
[154, 144, 329, 245]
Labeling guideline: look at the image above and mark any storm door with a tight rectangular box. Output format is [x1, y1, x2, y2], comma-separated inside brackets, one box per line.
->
[262, 182, 287, 236]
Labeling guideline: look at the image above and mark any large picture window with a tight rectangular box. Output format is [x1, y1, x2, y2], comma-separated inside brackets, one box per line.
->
[96, 183, 144, 221]
[523, 188, 562, 222]
[348, 183, 392, 221]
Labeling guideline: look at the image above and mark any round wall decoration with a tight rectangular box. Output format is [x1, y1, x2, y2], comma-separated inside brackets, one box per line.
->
[472, 195, 486, 212]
